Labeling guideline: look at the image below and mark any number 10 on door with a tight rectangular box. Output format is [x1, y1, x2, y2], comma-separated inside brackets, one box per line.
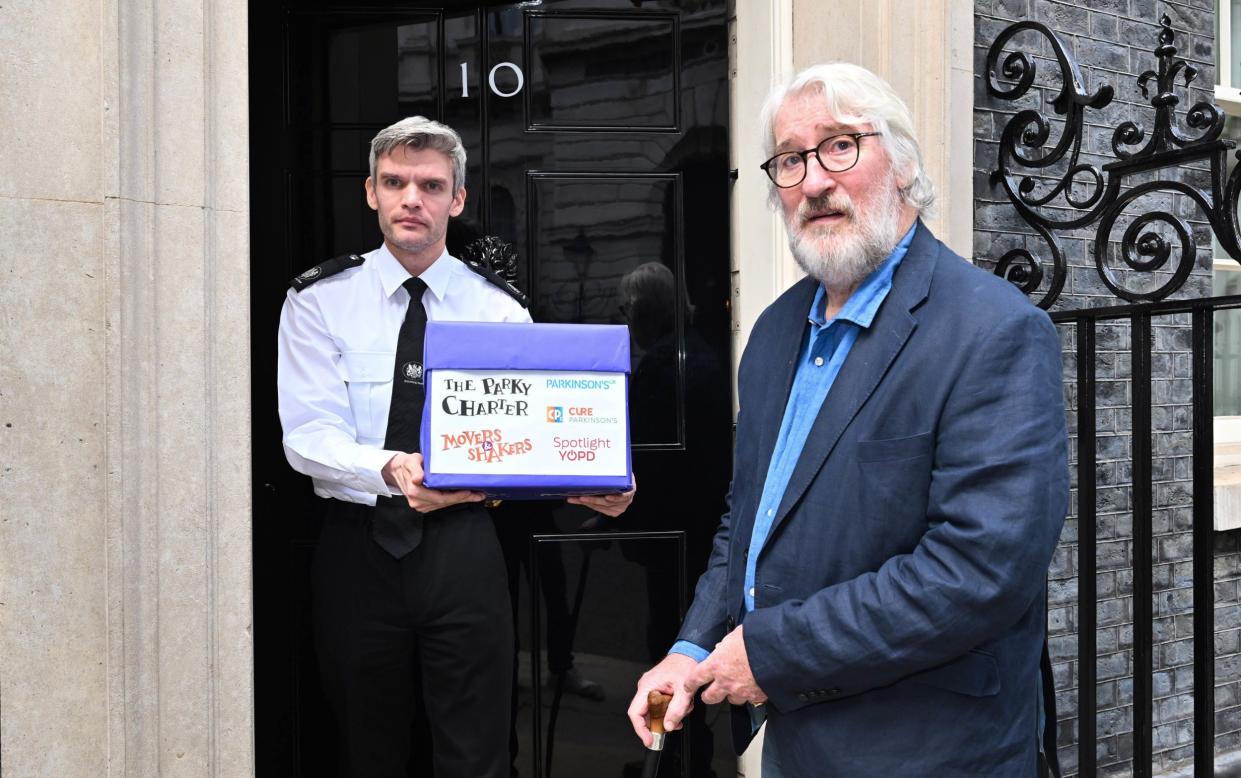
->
[460, 62, 525, 98]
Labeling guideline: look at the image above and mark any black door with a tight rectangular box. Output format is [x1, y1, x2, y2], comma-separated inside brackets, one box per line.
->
[250, 2, 732, 774]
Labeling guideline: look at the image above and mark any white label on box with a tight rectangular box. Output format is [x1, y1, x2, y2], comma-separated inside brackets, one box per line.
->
[427, 368, 628, 476]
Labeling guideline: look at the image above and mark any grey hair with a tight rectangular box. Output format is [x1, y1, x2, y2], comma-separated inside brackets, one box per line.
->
[369, 116, 467, 192]
[759, 63, 935, 213]
[619, 261, 695, 322]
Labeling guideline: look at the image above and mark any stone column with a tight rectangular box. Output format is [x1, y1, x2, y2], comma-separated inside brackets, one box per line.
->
[730, 0, 796, 403]
[0, 0, 253, 774]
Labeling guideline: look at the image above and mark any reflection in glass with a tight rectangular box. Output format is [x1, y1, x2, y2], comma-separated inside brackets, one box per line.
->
[531, 177, 674, 325]
[620, 263, 684, 446]
[396, 23, 437, 115]
[527, 531, 723, 778]
[528, 14, 676, 129]
[1215, 267, 1241, 415]
[288, 16, 439, 126]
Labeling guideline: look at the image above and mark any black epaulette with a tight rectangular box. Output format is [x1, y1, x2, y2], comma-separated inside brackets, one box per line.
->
[289, 254, 366, 292]
[462, 257, 530, 308]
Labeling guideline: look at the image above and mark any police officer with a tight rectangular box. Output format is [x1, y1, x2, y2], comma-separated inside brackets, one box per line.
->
[277, 116, 634, 777]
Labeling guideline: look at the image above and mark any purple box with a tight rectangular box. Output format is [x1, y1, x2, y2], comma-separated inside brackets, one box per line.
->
[420, 321, 633, 499]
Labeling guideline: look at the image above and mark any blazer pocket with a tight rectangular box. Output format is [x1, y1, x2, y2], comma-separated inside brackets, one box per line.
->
[906, 649, 1000, 698]
[855, 431, 933, 462]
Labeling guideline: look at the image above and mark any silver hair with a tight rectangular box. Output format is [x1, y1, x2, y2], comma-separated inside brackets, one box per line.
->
[619, 261, 695, 323]
[369, 116, 467, 192]
[759, 63, 935, 213]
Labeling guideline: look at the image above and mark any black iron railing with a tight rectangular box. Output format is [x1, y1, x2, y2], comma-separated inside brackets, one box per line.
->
[986, 9, 1241, 773]
[1049, 295, 1241, 776]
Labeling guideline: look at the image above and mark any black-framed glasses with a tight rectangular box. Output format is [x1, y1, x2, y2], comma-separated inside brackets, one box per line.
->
[759, 132, 882, 188]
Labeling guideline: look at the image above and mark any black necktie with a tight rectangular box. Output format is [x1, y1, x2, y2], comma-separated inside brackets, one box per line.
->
[372, 277, 429, 558]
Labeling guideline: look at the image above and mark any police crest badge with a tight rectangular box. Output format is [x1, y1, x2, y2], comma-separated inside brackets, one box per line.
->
[403, 361, 423, 385]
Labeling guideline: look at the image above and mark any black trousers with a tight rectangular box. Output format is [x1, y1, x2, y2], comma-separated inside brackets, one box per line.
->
[313, 499, 514, 778]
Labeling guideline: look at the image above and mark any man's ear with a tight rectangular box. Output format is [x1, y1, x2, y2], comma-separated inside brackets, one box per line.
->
[450, 186, 467, 217]
[364, 177, 378, 212]
[894, 160, 918, 196]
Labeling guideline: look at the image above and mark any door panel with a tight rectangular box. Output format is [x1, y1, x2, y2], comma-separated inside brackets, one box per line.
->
[527, 172, 685, 445]
[525, 11, 679, 130]
[284, 15, 442, 125]
[250, 2, 731, 775]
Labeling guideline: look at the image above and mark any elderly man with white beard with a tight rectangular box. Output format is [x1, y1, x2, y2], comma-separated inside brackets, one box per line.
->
[627, 63, 1068, 777]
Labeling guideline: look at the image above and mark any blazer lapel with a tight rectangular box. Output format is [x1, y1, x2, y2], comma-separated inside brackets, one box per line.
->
[751, 276, 818, 489]
[770, 222, 938, 529]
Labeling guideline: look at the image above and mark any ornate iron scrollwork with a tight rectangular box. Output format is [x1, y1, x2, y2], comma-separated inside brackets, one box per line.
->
[986, 14, 1241, 308]
[461, 235, 522, 288]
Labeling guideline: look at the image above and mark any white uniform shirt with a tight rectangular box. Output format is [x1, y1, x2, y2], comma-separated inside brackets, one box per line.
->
[278, 244, 533, 505]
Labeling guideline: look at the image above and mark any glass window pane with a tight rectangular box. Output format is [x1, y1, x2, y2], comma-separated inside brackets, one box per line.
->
[1214, 267, 1241, 415]
[1233, 0, 1241, 86]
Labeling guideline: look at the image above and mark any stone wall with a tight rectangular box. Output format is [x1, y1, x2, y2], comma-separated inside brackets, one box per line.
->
[973, 0, 1241, 775]
[0, 0, 254, 774]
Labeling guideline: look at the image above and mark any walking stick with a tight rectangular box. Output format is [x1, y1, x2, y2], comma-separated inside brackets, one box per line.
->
[641, 691, 672, 778]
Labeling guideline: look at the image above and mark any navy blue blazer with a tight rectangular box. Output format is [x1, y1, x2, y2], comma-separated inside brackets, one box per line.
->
[676, 223, 1068, 776]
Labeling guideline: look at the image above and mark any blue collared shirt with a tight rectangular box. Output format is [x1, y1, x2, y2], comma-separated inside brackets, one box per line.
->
[671, 224, 916, 662]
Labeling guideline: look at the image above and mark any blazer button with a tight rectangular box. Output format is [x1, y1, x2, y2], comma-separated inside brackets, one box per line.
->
[797, 693, 808, 702]
[827, 688, 841, 696]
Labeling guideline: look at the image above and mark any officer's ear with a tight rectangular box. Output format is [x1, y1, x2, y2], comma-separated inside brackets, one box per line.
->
[364, 177, 379, 212]
[449, 186, 467, 217]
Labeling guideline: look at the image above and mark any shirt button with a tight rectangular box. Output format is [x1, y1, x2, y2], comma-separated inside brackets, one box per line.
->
[814, 356, 824, 366]
[748, 587, 756, 598]
[767, 508, 774, 517]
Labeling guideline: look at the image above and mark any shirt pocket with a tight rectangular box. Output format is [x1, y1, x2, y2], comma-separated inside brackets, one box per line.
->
[339, 350, 394, 440]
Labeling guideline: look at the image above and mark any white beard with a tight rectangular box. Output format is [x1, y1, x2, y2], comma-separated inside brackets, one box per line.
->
[785, 173, 905, 291]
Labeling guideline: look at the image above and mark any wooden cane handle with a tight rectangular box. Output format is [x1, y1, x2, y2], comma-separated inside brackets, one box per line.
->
[647, 691, 672, 735]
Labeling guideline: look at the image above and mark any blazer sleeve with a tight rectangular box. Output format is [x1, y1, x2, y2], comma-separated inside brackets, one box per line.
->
[674, 295, 782, 653]
[673, 474, 736, 651]
[741, 303, 1069, 712]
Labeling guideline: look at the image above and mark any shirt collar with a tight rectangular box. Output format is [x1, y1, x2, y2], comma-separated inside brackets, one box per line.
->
[808, 222, 917, 330]
[374, 243, 455, 302]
